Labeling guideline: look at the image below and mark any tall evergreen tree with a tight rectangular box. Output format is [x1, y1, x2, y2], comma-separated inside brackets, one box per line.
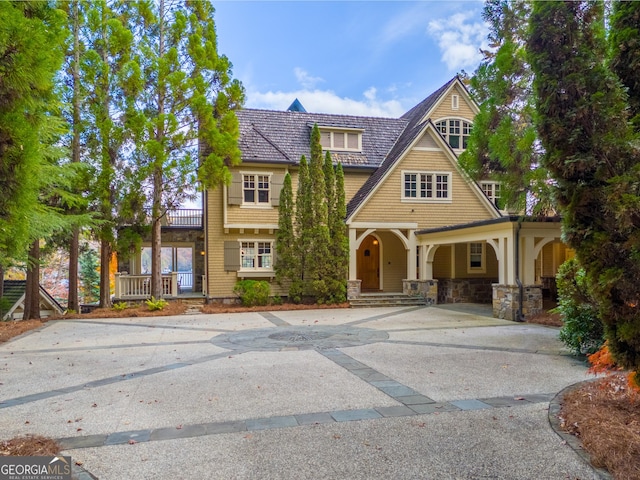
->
[330, 162, 348, 302]
[529, 0, 640, 385]
[81, 0, 134, 307]
[275, 173, 296, 287]
[292, 156, 312, 301]
[307, 125, 331, 301]
[60, 0, 88, 312]
[79, 247, 100, 304]
[0, 2, 66, 268]
[609, 0, 640, 132]
[126, 0, 244, 298]
[459, 0, 553, 214]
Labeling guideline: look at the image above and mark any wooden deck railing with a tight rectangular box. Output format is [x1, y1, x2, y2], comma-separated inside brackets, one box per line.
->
[114, 272, 178, 299]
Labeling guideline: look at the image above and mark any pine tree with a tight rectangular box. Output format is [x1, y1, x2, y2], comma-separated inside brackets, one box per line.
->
[80, 0, 134, 307]
[126, 0, 244, 298]
[275, 173, 296, 287]
[459, 0, 553, 214]
[529, 0, 640, 384]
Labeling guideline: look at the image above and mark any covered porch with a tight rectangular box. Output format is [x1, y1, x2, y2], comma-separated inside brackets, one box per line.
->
[415, 216, 568, 321]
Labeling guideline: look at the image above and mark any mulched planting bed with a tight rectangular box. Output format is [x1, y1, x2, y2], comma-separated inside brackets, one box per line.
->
[0, 435, 60, 456]
[560, 374, 640, 480]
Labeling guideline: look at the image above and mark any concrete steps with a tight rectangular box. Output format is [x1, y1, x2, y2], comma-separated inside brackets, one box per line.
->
[350, 293, 428, 308]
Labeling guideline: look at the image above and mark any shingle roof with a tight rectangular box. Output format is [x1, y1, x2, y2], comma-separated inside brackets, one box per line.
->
[1, 280, 64, 319]
[235, 76, 468, 220]
[346, 77, 459, 219]
[236, 109, 407, 168]
[1, 280, 26, 310]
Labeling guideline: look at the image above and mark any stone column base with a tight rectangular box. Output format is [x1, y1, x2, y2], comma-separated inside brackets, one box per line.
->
[492, 284, 543, 321]
[347, 280, 362, 300]
[403, 279, 438, 305]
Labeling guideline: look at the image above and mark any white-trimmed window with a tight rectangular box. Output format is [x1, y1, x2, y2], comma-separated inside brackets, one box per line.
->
[480, 181, 501, 207]
[403, 171, 451, 201]
[451, 94, 459, 110]
[468, 242, 486, 273]
[319, 129, 362, 152]
[243, 174, 270, 204]
[240, 241, 273, 270]
[435, 119, 472, 150]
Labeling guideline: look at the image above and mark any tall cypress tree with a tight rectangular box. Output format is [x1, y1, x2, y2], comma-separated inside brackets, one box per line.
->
[307, 124, 331, 301]
[292, 156, 312, 302]
[529, 1, 640, 385]
[275, 173, 296, 287]
[331, 162, 349, 302]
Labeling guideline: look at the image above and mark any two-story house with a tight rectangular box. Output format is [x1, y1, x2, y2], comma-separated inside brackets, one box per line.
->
[118, 76, 570, 320]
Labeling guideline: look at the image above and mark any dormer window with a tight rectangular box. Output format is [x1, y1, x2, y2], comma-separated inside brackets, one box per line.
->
[480, 181, 501, 207]
[318, 128, 362, 152]
[435, 119, 472, 150]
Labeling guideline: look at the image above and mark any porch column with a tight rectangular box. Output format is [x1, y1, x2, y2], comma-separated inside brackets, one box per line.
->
[348, 228, 357, 280]
[521, 236, 536, 285]
[407, 230, 417, 280]
[115, 272, 122, 299]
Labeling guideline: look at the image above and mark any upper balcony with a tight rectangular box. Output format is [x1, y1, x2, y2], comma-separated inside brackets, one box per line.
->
[161, 209, 203, 228]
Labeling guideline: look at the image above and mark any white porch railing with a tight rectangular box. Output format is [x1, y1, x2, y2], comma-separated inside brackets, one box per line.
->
[115, 272, 179, 299]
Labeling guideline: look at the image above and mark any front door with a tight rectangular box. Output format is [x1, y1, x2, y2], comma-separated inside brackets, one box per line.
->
[358, 235, 380, 291]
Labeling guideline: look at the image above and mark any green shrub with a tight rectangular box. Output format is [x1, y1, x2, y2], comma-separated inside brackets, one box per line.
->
[146, 296, 168, 311]
[113, 301, 128, 312]
[271, 295, 283, 305]
[556, 258, 605, 355]
[233, 280, 270, 306]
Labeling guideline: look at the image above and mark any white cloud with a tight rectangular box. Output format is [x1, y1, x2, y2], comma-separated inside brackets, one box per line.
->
[294, 67, 324, 89]
[246, 87, 405, 118]
[427, 11, 489, 71]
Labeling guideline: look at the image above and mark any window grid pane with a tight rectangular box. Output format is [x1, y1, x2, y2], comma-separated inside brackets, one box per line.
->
[404, 173, 417, 198]
[436, 175, 448, 198]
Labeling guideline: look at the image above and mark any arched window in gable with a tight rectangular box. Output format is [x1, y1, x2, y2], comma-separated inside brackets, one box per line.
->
[435, 119, 472, 150]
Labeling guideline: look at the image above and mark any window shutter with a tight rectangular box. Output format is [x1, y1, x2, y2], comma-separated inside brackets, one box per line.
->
[228, 172, 242, 205]
[270, 174, 285, 206]
[224, 241, 240, 271]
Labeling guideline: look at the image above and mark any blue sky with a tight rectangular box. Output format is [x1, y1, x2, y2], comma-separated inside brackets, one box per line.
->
[214, 1, 489, 117]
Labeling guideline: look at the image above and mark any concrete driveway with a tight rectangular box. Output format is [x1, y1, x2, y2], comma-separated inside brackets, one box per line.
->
[0, 305, 603, 479]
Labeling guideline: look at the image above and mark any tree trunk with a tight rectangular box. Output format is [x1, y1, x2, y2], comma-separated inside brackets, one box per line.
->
[0, 264, 4, 300]
[151, 0, 166, 299]
[23, 240, 41, 320]
[67, 0, 81, 312]
[99, 238, 111, 308]
[68, 228, 79, 311]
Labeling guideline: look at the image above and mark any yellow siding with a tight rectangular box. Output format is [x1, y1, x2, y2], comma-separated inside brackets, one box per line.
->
[431, 84, 476, 122]
[432, 245, 452, 277]
[206, 185, 287, 298]
[452, 243, 499, 279]
[352, 148, 494, 228]
[344, 171, 371, 203]
[226, 166, 288, 226]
